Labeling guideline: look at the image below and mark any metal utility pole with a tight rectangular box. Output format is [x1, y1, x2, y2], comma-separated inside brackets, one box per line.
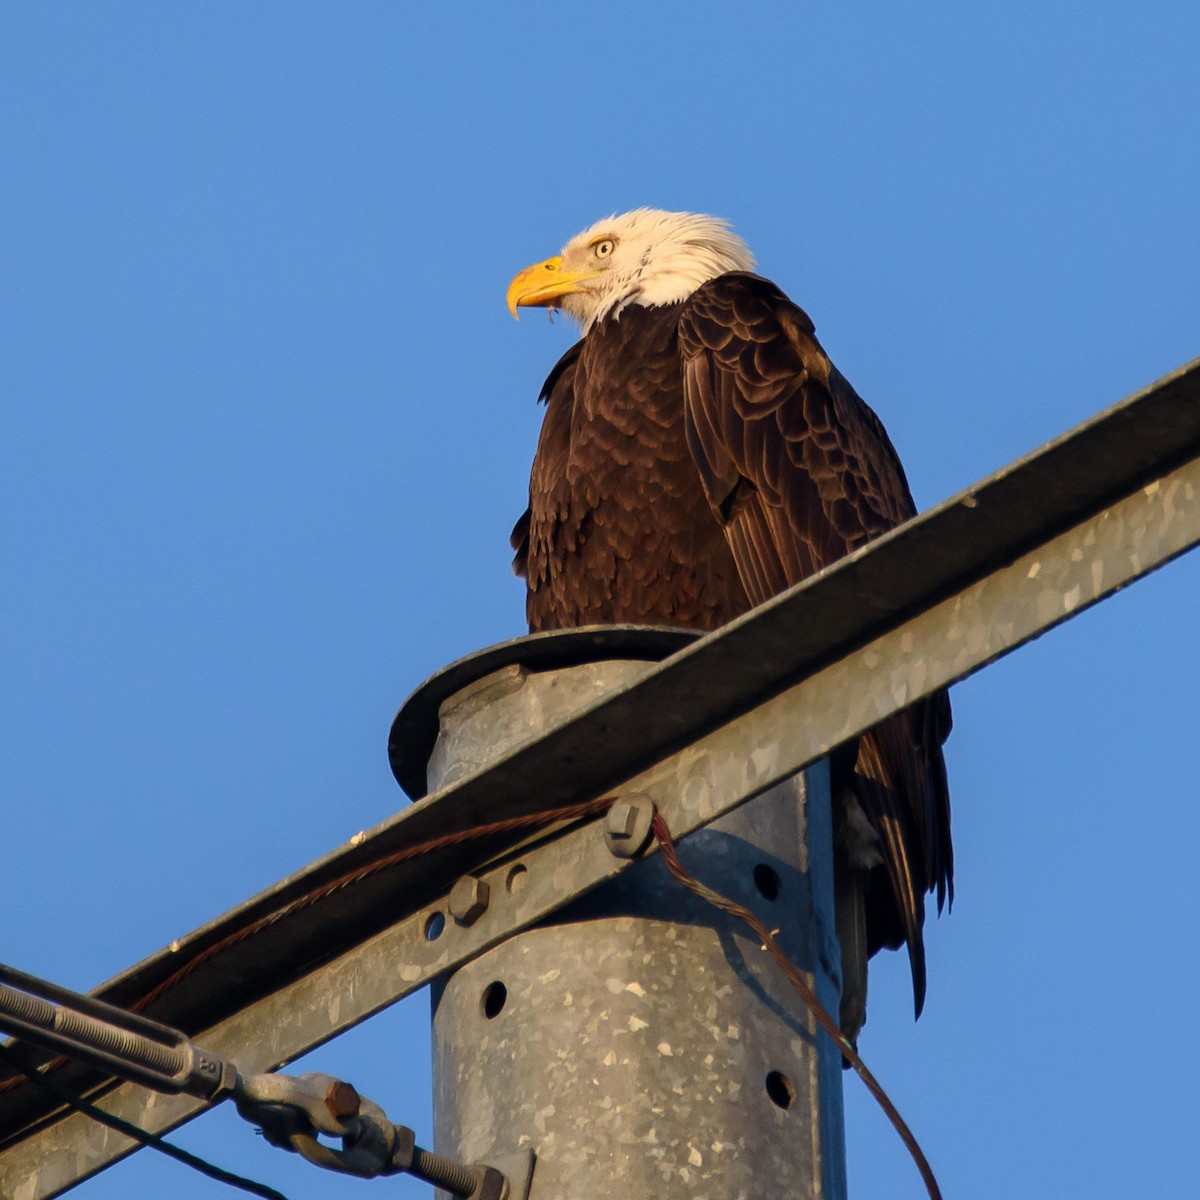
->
[405, 639, 846, 1198]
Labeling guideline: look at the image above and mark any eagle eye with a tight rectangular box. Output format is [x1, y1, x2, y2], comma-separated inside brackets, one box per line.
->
[593, 239, 615, 259]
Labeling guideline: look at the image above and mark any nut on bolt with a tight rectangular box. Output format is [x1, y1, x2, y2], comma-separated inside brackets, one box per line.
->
[324, 1079, 360, 1121]
[473, 1164, 510, 1200]
[604, 794, 656, 858]
[448, 874, 490, 926]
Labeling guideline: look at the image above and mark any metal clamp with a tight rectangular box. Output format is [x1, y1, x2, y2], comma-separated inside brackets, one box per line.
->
[235, 1071, 521, 1198]
[0, 959, 532, 1198]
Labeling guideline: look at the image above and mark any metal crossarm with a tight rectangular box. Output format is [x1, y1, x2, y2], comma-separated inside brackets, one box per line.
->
[2, 357, 1198, 1198]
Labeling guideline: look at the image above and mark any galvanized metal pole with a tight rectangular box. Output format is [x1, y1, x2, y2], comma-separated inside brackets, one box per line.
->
[419, 635, 847, 1199]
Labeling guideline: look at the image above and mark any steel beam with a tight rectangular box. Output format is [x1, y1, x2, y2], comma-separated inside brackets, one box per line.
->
[1, 358, 1198, 1197]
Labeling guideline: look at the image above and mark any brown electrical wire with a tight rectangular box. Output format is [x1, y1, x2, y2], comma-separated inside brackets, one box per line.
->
[0, 796, 613, 1096]
[132, 794, 616, 1013]
[650, 808, 943, 1200]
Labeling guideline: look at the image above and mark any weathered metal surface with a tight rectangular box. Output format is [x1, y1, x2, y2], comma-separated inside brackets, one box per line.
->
[428, 660, 845, 1199]
[2, 360, 1198, 1195]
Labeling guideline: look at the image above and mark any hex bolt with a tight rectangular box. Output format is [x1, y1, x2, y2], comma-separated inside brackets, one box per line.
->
[448, 875, 491, 926]
[603, 794, 656, 858]
[324, 1079, 360, 1121]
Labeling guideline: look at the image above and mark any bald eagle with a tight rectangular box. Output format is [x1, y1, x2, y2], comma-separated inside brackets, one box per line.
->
[507, 208, 952, 1041]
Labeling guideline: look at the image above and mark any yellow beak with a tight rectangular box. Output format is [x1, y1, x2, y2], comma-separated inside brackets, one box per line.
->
[506, 256, 602, 319]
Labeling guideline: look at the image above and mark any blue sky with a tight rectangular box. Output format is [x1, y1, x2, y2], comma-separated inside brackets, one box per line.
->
[2, 4, 1198, 1197]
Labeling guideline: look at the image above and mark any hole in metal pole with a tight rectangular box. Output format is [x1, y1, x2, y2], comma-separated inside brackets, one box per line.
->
[482, 981, 507, 1019]
[753, 863, 781, 901]
[506, 864, 528, 894]
[424, 911, 446, 941]
[765, 1070, 795, 1110]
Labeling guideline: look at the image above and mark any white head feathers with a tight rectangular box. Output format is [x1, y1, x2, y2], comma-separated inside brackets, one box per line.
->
[555, 208, 756, 331]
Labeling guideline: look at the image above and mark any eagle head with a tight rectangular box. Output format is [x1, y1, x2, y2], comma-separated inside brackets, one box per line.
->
[507, 208, 755, 332]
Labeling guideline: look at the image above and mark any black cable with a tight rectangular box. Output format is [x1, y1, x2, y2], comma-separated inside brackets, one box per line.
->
[0, 1044, 290, 1200]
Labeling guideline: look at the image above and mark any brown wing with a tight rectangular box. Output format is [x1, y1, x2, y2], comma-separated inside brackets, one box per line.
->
[678, 272, 953, 1016]
[511, 341, 582, 592]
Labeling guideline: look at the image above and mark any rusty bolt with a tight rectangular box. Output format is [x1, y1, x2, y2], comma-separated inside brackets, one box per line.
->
[604, 795, 655, 858]
[448, 875, 491, 925]
[324, 1079, 361, 1121]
